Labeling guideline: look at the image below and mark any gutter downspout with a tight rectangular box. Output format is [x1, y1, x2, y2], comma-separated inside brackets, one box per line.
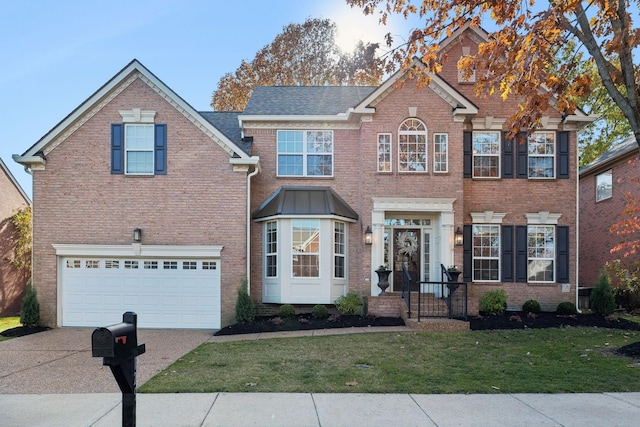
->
[575, 141, 581, 313]
[246, 163, 260, 295]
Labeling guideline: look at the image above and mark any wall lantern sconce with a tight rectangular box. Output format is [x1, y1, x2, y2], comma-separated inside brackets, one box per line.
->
[133, 228, 142, 242]
[364, 226, 373, 245]
[454, 227, 463, 246]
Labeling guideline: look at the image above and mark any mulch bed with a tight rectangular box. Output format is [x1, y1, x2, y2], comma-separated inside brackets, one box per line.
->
[214, 314, 405, 336]
[0, 325, 51, 338]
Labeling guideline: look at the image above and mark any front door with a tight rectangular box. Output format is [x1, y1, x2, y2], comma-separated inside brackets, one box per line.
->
[392, 229, 420, 291]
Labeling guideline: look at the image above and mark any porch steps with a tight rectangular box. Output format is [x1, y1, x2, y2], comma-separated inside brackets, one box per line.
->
[402, 292, 469, 332]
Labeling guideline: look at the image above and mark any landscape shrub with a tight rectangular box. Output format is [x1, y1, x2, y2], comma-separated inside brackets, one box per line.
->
[522, 299, 541, 313]
[556, 301, 577, 314]
[234, 280, 255, 324]
[278, 304, 296, 318]
[20, 283, 40, 327]
[591, 270, 616, 316]
[334, 291, 362, 315]
[479, 289, 507, 315]
[311, 304, 329, 319]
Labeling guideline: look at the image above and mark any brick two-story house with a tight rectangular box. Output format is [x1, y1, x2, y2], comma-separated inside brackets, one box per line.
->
[579, 136, 639, 289]
[15, 23, 593, 329]
[0, 158, 31, 316]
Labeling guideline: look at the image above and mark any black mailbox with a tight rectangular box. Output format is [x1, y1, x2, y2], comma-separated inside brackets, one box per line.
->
[92, 311, 145, 427]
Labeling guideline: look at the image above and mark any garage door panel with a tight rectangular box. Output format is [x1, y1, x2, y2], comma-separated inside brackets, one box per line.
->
[61, 257, 220, 329]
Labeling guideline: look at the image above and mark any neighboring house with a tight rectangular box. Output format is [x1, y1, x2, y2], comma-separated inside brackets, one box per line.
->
[579, 136, 639, 289]
[0, 157, 31, 316]
[15, 23, 593, 329]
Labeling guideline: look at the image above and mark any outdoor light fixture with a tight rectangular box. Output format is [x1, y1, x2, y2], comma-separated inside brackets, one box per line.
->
[364, 226, 373, 245]
[133, 228, 142, 242]
[454, 227, 463, 246]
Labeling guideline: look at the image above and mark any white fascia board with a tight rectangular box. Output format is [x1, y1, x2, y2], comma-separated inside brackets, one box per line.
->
[438, 22, 489, 51]
[239, 114, 352, 122]
[564, 114, 598, 124]
[12, 155, 45, 168]
[253, 214, 358, 223]
[53, 243, 223, 258]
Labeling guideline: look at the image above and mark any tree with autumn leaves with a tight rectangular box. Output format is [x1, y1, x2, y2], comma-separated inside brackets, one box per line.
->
[346, 0, 639, 152]
[211, 18, 384, 111]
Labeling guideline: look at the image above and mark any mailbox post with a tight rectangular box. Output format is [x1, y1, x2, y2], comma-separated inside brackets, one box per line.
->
[92, 311, 146, 427]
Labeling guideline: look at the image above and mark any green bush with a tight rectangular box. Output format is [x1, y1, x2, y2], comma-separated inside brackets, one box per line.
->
[556, 301, 577, 314]
[591, 270, 616, 316]
[234, 280, 255, 324]
[522, 299, 541, 313]
[334, 291, 362, 315]
[479, 289, 507, 315]
[20, 283, 40, 327]
[311, 304, 329, 319]
[278, 304, 296, 318]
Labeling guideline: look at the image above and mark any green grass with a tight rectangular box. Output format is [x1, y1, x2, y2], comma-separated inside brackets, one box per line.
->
[0, 316, 20, 341]
[140, 328, 640, 394]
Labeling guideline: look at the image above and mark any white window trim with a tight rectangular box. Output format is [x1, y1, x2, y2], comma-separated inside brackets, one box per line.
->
[433, 133, 448, 173]
[470, 212, 504, 283]
[471, 224, 501, 282]
[398, 118, 428, 173]
[119, 108, 156, 123]
[124, 123, 155, 175]
[527, 225, 556, 283]
[528, 131, 556, 179]
[596, 169, 613, 202]
[377, 133, 392, 173]
[277, 130, 334, 177]
[525, 212, 562, 225]
[470, 211, 506, 224]
[334, 221, 346, 279]
[471, 130, 501, 178]
[265, 221, 278, 278]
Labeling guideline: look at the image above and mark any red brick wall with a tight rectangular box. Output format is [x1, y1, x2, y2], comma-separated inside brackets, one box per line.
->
[579, 155, 639, 287]
[0, 166, 30, 316]
[31, 78, 248, 327]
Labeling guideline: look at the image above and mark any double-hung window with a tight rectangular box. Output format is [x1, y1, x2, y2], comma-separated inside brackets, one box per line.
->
[472, 225, 500, 281]
[527, 225, 555, 282]
[398, 119, 427, 172]
[334, 222, 346, 278]
[596, 169, 612, 201]
[472, 131, 500, 177]
[528, 132, 555, 178]
[433, 133, 448, 173]
[277, 130, 333, 177]
[125, 124, 155, 174]
[377, 133, 392, 172]
[265, 221, 278, 277]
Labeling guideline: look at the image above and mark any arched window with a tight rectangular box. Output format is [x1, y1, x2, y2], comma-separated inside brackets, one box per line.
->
[398, 118, 427, 172]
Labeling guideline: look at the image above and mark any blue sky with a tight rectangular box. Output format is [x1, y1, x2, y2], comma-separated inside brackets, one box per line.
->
[1, 0, 422, 198]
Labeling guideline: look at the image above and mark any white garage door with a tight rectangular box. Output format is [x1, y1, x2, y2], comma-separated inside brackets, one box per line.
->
[61, 257, 220, 329]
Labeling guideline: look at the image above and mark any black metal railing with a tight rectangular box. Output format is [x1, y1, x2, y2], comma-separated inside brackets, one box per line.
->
[414, 264, 467, 321]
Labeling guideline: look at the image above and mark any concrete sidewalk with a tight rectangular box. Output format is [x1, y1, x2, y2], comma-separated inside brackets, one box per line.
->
[1, 391, 640, 426]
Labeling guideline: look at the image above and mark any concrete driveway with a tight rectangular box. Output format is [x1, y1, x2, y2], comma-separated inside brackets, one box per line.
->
[0, 327, 214, 394]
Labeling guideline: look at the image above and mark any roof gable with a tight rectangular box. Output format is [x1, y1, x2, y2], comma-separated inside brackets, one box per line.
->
[0, 157, 30, 205]
[15, 60, 254, 168]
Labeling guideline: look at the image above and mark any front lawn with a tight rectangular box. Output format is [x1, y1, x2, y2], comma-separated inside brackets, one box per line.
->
[140, 327, 640, 394]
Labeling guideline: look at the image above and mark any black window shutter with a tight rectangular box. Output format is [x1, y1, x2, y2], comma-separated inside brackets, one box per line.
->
[556, 226, 569, 282]
[501, 225, 514, 281]
[463, 131, 472, 178]
[501, 132, 514, 178]
[515, 225, 528, 282]
[154, 124, 167, 175]
[463, 225, 472, 282]
[557, 131, 569, 179]
[516, 133, 528, 178]
[111, 124, 124, 174]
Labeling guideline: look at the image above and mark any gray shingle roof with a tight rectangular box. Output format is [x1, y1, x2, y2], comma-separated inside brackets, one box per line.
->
[199, 111, 252, 156]
[580, 136, 638, 176]
[243, 86, 377, 116]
